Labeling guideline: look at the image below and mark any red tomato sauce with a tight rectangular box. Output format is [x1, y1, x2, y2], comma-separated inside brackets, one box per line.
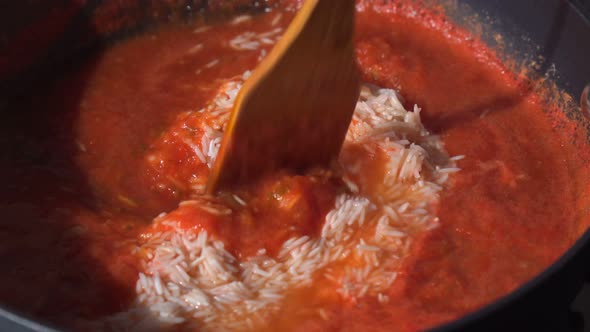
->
[0, 1, 587, 331]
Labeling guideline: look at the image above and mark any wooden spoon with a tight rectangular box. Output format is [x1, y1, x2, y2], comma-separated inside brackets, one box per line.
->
[207, 0, 359, 193]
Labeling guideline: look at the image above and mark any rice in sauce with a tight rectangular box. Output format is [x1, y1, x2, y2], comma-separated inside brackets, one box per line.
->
[99, 72, 459, 331]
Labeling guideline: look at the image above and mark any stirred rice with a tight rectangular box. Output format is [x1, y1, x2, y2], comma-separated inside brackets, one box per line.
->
[100, 30, 460, 332]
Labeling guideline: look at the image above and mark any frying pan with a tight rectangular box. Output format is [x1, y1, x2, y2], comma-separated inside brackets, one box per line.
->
[0, 0, 589, 331]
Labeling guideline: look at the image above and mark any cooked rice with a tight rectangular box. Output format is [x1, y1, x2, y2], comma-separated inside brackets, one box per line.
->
[187, 44, 203, 54]
[271, 13, 283, 26]
[99, 25, 460, 332]
[231, 15, 252, 25]
[229, 28, 283, 51]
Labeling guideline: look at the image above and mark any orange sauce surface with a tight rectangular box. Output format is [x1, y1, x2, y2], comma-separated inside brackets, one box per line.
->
[0, 2, 587, 331]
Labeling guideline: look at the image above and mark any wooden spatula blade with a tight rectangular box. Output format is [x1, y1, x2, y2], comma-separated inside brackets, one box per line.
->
[207, 0, 359, 193]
